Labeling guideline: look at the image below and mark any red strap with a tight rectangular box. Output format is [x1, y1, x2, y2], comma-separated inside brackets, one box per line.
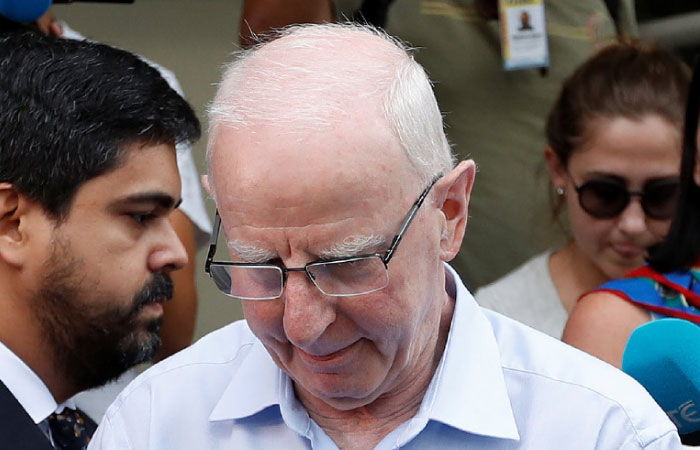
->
[626, 266, 700, 309]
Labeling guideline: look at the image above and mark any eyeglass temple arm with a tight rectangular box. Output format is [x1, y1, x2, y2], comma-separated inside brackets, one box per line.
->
[383, 175, 442, 264]
[205, 209, 221, 274]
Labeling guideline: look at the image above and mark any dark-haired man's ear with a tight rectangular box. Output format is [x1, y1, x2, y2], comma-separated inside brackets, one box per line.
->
[0, 184, 36, 269]
[435, 160, 476, 261]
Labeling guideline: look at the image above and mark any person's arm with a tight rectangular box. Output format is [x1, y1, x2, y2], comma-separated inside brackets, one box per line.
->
[562, 291, 652, 368]
[240, 0, 334, 48]
[153, 209, 198, 362]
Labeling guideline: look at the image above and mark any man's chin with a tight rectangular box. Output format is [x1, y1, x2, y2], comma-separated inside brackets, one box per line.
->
[135, 315, 164, 342]
[114, 315, 163, 364]
[117, 325, 162, 368]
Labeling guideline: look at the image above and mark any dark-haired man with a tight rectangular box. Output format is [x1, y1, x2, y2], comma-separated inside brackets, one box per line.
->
[0, 31, 200, 449]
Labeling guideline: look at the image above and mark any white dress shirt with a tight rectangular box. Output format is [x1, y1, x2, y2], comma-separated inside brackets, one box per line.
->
[89, 265, 681, 449]
[0, 341, 77, 445]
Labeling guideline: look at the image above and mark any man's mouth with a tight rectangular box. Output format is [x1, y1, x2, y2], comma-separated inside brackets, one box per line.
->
[296, 340, 363, 370]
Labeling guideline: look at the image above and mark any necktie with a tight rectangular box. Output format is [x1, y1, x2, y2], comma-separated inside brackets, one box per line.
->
[47, 408, 97, 450]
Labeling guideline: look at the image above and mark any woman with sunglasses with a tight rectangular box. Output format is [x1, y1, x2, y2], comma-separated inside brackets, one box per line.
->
[562, 57, 700, 367]
[476, 42, 690, 339]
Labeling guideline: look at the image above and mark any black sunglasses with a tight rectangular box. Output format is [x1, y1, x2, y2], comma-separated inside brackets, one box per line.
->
[573, 177, 680, 220]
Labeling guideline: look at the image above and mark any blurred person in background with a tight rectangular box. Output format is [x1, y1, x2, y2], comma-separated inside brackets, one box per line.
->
[476, 42, 690, 338]
[563, 57, 700, 367]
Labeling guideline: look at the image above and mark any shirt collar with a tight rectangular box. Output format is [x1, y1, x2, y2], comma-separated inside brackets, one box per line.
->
[415, 264, 519, 440]
[209, 338, 285, 419]
[0, 340, 75, 423]
[209, 264, 519, 441]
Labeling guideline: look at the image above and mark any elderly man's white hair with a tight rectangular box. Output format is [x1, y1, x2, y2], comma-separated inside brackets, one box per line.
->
[207, 22, 455, 186]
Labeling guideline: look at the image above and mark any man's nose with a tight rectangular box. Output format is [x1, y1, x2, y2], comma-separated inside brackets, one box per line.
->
[282, 270, 336, 348]
[148, 219, 188, 273]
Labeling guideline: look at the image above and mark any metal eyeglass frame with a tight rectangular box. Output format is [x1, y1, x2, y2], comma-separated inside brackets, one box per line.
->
[204, 174, 442, 299]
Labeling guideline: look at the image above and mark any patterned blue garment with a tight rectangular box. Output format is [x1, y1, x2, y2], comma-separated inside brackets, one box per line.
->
[594, 261, 700, 324]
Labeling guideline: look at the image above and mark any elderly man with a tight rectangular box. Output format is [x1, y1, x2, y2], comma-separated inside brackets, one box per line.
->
[0, 32, 199, 449]
[90, 24, 680, 449]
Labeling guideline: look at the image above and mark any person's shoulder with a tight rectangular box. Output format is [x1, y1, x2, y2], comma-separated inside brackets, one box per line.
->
[571, 289, 649, 326]
[486, 312, 676, 447]
[92, 321, 271, 449]
[149, 319, 256, 374]
[562, 290, 652, 367]
[161, 319, 258, 366]
[567, 289, 645, 330]
[475, 251, 552, 303]
[475, 251, 565, 336]
[104, 320, 256, 410]
[489, 310, 639, 395]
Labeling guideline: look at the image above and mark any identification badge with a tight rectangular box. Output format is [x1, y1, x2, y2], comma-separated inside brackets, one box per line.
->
[498, 0, 549, 71]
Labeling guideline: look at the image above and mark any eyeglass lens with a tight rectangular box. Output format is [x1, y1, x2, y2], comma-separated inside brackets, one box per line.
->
[209, 256, 389, 300]
[210, 264, 283, 300]
[205, 174, 442, 300]
[577, 178, 680, 220]
[307, 257, 388, 296]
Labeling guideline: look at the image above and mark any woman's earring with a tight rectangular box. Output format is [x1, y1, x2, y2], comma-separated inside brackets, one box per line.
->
[556, 187, 564, 196]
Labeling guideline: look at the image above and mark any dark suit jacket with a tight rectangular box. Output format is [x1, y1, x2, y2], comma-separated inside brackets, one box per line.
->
[0, 380, 54, 450]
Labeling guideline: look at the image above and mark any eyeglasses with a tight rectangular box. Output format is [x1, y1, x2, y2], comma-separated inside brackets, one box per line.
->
[204, 175, 442, 300]
[572, 176, 680, 220]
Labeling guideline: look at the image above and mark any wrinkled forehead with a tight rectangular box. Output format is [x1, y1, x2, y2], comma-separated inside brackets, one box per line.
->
[210, 119, 417, 229]
[208, 27, 422, 228]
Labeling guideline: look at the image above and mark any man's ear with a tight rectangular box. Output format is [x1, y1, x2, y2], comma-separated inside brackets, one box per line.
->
[0, 184, 39, 269]
[435, 160, 476, 261]
[544, 145, 567, 192]
[0, 183, 24, 268]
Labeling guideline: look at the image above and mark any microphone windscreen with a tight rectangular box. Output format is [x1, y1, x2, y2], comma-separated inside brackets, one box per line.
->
[0, 0, 51, 23]
[623, 318, 700, 437]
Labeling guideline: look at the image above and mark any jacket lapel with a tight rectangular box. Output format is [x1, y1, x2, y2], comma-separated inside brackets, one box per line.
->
[0, 379, 54, 449]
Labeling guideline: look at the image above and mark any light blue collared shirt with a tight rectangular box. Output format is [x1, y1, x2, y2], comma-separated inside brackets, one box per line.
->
[89, 265, 680, 449]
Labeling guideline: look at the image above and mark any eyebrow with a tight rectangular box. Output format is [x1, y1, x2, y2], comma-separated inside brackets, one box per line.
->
[228, 234, 388, 263]
[228, 240, 276, 263]
[113, 192, 181, 210]
[318, 234, 387, 259]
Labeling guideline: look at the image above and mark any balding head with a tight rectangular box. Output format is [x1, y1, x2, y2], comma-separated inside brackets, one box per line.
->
[207, 23, 454, 191]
